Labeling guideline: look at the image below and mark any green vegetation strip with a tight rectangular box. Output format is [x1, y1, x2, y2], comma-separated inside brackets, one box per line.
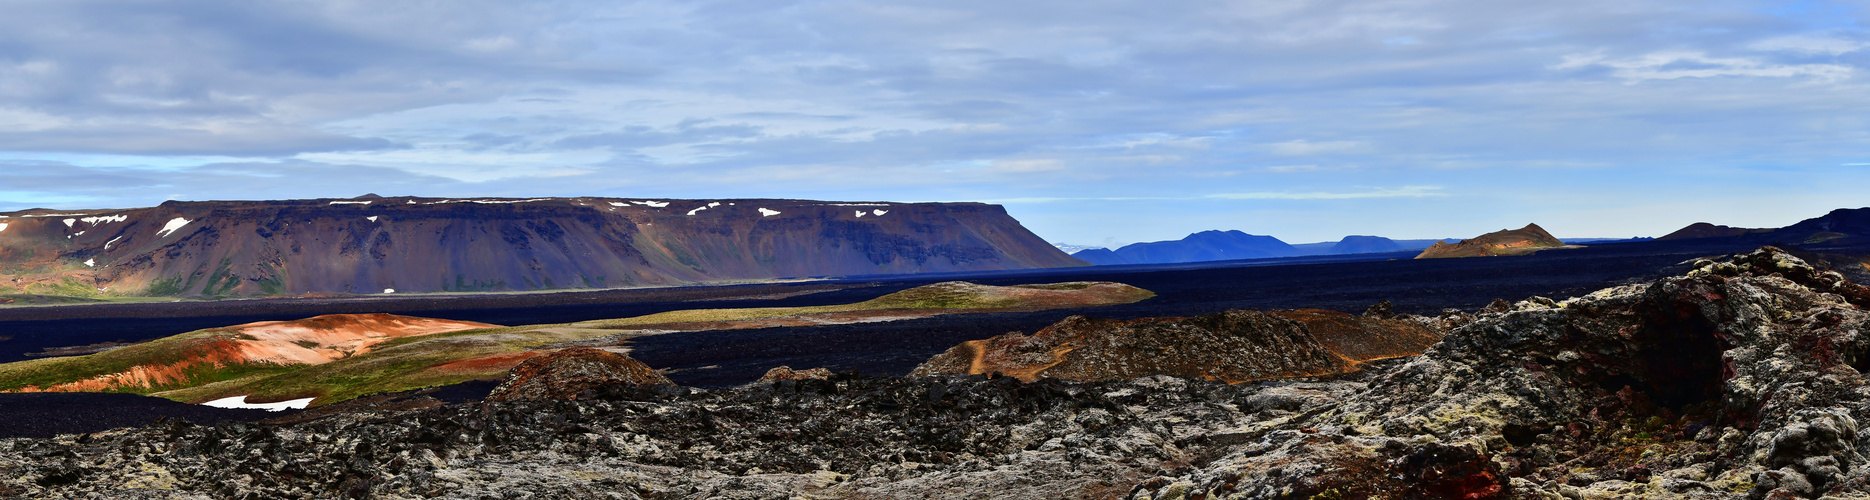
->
[0, 281, 1154, 406]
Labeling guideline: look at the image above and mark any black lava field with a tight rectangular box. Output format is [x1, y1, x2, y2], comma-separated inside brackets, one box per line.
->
[0, 238, 1859, 387]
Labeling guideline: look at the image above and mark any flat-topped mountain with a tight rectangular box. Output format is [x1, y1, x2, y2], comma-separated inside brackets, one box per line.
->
[0, 196, 1085, 297]
[1071, 230, 1297, 265]
[1414, 223, 1568, 259]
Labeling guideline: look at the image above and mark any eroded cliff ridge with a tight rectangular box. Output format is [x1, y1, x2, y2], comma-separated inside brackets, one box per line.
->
[0, 196, 1085, 297]
[5, 246, 1870, 499]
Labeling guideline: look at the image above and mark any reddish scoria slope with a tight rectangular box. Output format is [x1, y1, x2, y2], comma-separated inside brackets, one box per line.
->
[1414, 223, 1569, 259]
[0, 314, 495, 394]
[911, 308, 1444, 383]
[0, 196, 1086, 297]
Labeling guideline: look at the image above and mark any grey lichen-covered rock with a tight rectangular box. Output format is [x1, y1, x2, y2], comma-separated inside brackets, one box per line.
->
[1127, 246, 1870, 499]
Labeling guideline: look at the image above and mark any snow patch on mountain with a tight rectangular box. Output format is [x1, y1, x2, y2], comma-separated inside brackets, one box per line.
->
[202, 395, 315, 412]
[155, 218, 192, 238]
[759, 208, 781, 217]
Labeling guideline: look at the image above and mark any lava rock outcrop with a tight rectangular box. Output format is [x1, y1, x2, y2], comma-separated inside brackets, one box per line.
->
[909, 308, 1445, 383]
[757, 366, 834, 382]
[1129, 246, 1870, 499]
[485, 348, 672, 401]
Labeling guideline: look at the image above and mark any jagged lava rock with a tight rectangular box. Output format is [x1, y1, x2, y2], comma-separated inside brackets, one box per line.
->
[485, 348, 672, 401]
[910, 307, 1445, 383]
[756, 366, 834, 382]
[1129, 246, 1870, 499]
[0, 196, 1085, 297]
[1415, 223, 1567, 259]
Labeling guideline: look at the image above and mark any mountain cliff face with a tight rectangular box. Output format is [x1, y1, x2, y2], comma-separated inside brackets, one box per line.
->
[0, 197, 1084, 297]
[1414, 223, 1567, 259]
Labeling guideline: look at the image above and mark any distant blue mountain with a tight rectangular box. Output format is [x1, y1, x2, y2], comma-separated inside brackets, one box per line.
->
[1070, 230, 1298, 265]
[1070, 233, 1461, 265]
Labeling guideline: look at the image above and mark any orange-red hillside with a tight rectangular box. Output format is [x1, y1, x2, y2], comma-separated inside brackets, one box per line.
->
[5, 314, 495, 393]
[1414, 223, 1567, 259]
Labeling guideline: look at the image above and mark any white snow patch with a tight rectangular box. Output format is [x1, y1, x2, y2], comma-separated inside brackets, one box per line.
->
[329, 200, 372, 205]
[708, 202, 722, 208]
[105, 236, 122, 249]
[407, 200, 417, 204]
[632, 201, 670, 208]
[855, 210, 865, 218]
[366, 216, 379, 222]
[427, 198, 553, 205]
[728, 203, 736, 206]
[610, 202, 628, 207]
[0, 223, 7, 233]
[687, 205, 709, 216]
[758, 208, 782, 217]
[872, 209, 888, 216]
[73, 231, 84, 237]
[84, 258, 95, 267]
[155, 217, 192, 238]
[81, 215, 128, 226]
[63, 219, 76, 228]
[383, 288, 396, 294]
[202, 395, 315, 412]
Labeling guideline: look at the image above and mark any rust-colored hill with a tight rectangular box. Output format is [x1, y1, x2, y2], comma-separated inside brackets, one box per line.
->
[909, 308, 1443, 383]
[0, 196, 1085, 297]
[1414, 223, 1567, 259]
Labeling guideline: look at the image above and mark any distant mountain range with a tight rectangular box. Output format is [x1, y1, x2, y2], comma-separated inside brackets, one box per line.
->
[0, 196, 1085, 297]
[1659, 208, 1870, 245]
[1066, 231, 1457, 266]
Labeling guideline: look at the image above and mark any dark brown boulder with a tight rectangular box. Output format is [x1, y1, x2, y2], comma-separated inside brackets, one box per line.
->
[485, 348, 672, 401]
[755, 366, 834, 382]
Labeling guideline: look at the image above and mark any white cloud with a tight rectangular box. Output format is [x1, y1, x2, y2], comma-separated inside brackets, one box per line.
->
[1266, 140, 1369, 156]
[990, 158, 1065, 173]
[1206, 186, 1446, 200]
[1750, 35, 1870, 56]
[1557, 51, 1852, 83]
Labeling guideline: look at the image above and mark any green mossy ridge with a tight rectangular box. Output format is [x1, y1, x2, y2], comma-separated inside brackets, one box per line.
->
[0, 328, 276, 393]
[25, 278, 103, 299]
[0, 281, 1154, 406]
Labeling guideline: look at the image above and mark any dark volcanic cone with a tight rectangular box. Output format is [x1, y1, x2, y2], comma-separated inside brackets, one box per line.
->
[485, 348, 673, 401]
[911, 308, 1445, 383]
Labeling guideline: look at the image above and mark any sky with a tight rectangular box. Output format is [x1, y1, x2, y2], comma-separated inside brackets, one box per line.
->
[1, 1, 1868, 247]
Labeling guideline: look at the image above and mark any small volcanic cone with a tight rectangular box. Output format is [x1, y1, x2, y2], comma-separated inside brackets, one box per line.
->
[1415, 223, 1567, 259]
[486, 348, 673, 401]
[911, 308, 1443, 383]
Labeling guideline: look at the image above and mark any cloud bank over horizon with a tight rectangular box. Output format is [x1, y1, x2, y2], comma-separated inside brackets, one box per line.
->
[1, 0, 1867, 245]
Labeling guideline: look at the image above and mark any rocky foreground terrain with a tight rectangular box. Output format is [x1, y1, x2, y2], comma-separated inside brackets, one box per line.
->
[3, 246, 1869, 498]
